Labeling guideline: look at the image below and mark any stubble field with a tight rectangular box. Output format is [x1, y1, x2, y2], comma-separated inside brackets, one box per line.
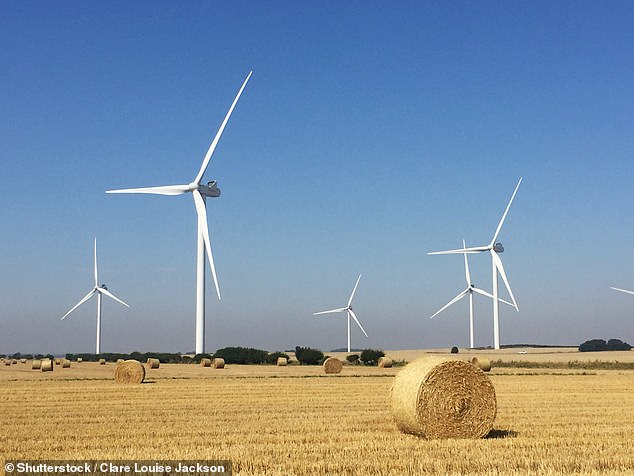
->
[1, 350, 633, 475]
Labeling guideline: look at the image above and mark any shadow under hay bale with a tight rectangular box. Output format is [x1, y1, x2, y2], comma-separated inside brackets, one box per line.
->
[147, 358, 160, 369]
[378, 357, 393, 368]
[41, 359, 54, 372]
[114, 359, 145, 384]
[277, 357, 288, 366]
[212, 358, 225, 369]
[200, 358, 212, 367]
[471, 356, 491, 372]
[323, 357, 342, 374]
[390, 356, 496, 439]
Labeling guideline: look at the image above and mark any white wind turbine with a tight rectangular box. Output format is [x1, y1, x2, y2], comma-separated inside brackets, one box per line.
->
[430, 240, 514, 349]
[611, 287, 634, 296]
[314, 274, 368, 353]
[61, 238, 129, 354]
[106, 72, 252, 355]
[429, 178, 522, 350]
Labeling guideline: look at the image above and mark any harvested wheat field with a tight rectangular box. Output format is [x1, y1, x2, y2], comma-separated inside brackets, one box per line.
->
[1, 357, 633, 475]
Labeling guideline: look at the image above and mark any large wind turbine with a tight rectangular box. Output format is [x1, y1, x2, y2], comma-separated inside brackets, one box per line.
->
[61, 238, 129, 354]
[314, 274, 368, 353]
[429, 178, 522, 350]
[611, 287, 634, 296]
[106, 72, 252, 355]
[430, 240, 514, 349]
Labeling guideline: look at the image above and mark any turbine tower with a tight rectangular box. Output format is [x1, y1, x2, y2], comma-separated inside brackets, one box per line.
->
[61, 238, 129, 354]
[107, 72, 252, 355]
[430, 240, 514, 349]
[314, 274, 368, 353]
[429, 178, 522, 350]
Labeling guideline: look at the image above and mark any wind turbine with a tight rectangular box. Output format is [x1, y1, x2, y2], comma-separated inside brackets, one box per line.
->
[611, 287, 634, 296]
[314, 274, 368, 353]
[106, 72, 252, 355]
[61, 238, 129, 354]
[429, 178, 522, 350]
[430, 240, 514, 349]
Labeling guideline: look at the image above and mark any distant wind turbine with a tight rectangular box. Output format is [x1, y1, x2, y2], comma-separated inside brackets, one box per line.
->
[611, 287, 634, 296]
[107, 71, 252, 355]
[430, 240, 514, 349]
[314, 274, 368, 353]
[429, 178, 522, 350]
[61, 238, 129, 354]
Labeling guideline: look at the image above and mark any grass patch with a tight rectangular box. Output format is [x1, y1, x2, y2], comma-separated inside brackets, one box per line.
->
[491, 360, 634, 370]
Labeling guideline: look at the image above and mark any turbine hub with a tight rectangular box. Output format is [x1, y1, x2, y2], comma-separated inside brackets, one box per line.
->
[493, 242, 504, 253]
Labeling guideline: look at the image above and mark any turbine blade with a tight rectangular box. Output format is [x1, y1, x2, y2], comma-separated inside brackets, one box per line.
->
[611, 287, 634, 296]
[491, 250, 519, 310]
[429, 289, 469, 319]
[490, 177, 522, 246]
[193, 71, 253, 184]
[428, 246, 488, 255]
[348, 309, 368, 338]
[94, 238, 98, 287]
[193, 190, 221, 300]
[347, 274, 362, 307]
[472, 287, 515, 307]
[98, 287, 130, 308]
[314, 307, 348, 315]
[61, 289, 96, 320]
[106, 184, 191, 196]
[463, 239, 471, 285]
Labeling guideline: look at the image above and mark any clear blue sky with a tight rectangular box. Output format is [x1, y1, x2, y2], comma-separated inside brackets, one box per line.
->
[1, 1, 632, 355]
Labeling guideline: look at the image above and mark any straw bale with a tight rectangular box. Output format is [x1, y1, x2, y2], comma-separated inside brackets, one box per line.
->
[147, 358, 160, 369]
[77, 358, 82, 363]
[114, 359, 145, 384]
[4, 360, 11, 366]
[390, 356, 496, 439]
[277, 357, 288, 366]
[212, 358, 225, 369]
[323, 357, 343, 374]
[378, 357, 393, 368]
[116, 359, 125, 364]
[20, 358, 27, 363]
[32, 360, 42, 370]
[62, 359, 71, 368]
[41, 359, 54, 372]
[200, 358, 212, 367]
[54, 358, 61, 365]
[471, 356, 491, 372]
[99, 358, 106, 365]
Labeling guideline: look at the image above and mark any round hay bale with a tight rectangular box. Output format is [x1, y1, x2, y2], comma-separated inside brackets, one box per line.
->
[12, 359, 18, 365]
[212, 358, 225, 369]
[147, 358, 160, 369]
[32, 360, 42, 370]
[20, 358, 27, 363]
[99, 358, 106, 365]
[277, 357, 288, 366]
[390, 356, 496, 439]
[116, 358, 125, 364]
[470, 356, 491, 372]
[114, 359, 145, 384]
[41, 359, 54, 372]
[378, 357, 393, 368]
[54, 358, 61, 366]
[62, 359, 71, 368]
[4, 360, 11, 366]
[200, 358, 211, 367]
[77, 358, 82, 363]
[323, 357, 343, 374]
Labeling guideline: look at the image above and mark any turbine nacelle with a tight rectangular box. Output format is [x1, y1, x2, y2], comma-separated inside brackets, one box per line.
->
[493, 243, 504, 253]
[197, 180, 221, 198]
